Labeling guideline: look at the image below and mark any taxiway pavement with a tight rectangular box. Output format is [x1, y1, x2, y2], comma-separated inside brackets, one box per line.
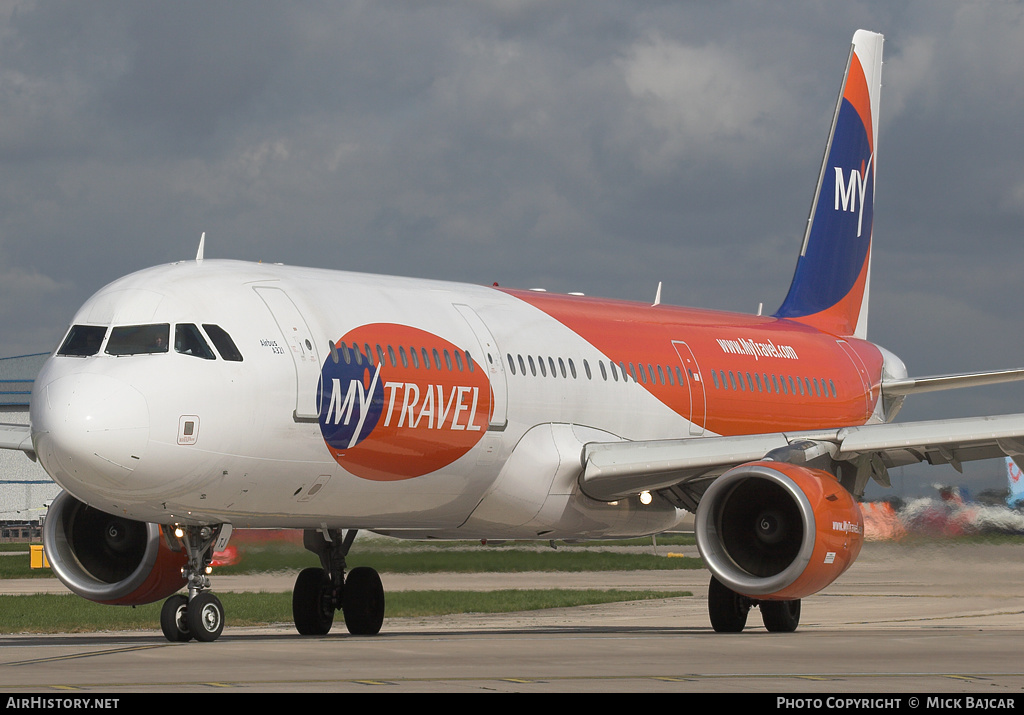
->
[1, 541, 1023, 693]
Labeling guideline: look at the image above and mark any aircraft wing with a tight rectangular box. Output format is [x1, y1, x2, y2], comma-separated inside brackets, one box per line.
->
[0, 423, 35, 459]
[580, 413, 1024, 506]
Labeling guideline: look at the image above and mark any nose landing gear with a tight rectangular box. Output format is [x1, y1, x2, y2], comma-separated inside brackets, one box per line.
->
[159, 524, 229, 643]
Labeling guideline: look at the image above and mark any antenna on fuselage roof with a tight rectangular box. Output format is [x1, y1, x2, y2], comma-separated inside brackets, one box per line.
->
[652, 281, 662, 307]
[196, 232, 206, 263]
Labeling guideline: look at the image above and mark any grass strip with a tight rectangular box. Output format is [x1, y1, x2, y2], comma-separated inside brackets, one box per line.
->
[0, 547, 704, 580]
[0, 589, 690, 634]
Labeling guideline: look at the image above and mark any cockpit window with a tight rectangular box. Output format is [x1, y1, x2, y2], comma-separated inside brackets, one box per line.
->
[57, 325, 107, 357]
[175, 324, 216, 360]
[105, 324, 170, 356]
[203, 324, 243, 362]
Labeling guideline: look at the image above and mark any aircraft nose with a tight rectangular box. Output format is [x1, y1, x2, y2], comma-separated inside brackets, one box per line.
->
[32, 372, 151, 498]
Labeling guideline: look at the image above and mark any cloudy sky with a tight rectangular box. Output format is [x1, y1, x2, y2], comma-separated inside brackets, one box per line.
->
[1, 1, 1022, 493]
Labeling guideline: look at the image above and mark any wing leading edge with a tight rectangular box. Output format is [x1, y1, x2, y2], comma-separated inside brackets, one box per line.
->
[580, 413, 1024, 507]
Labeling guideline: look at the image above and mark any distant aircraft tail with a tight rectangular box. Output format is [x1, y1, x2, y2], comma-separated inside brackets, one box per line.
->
[1007, 457, 1024, 508]
[774, 30, 884, 339]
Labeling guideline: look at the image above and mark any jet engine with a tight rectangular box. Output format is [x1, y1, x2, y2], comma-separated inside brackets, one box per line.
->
[42, 491, 188, 606]
[695, 461, 863, 601]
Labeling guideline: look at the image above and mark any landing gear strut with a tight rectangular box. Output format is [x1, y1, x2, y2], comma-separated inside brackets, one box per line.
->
[292, 529, 385, 636]
[159, 524, 229, 643]
[707, 575, 801, 633]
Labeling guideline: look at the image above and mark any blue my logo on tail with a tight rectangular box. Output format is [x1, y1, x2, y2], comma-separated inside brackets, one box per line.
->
[775, 30, 883, 340]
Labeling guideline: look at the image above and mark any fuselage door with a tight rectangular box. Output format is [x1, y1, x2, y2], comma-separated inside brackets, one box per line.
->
[254, 286, 322, 420]
[672, 340, 706, 436]
[454, 304, 507, 431]
[836, 339, 874, 418]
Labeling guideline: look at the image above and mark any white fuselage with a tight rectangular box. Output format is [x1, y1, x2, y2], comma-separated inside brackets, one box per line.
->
[30, 259, 716, 538]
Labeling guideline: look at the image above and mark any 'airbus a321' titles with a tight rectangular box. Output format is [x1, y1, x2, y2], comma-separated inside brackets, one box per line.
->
[4, 29, 1024, 642]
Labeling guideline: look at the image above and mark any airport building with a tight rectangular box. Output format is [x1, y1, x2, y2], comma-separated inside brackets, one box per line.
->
[0, 353, 59, 541]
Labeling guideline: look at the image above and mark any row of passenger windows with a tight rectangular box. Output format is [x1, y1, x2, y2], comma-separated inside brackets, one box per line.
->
[504, 352, 841, 399]
[57, 322, 841, 401]
[711, 369, 838, 398]
[333, 341, 478, 374]
[57, 323, 243, 362]
[506, 353, 689, 386]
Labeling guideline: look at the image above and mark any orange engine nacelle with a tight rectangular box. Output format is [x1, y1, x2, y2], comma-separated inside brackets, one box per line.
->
[42, 491, 188, 606]
[695, 461, 863, 601]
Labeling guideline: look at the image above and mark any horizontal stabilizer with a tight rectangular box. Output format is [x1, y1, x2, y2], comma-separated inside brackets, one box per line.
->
[882, 367, 1024, 396]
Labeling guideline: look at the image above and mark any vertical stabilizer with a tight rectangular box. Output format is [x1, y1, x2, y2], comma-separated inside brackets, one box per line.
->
[774, 30, 883, 339]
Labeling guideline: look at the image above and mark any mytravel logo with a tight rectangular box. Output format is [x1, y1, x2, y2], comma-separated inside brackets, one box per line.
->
[318, 323, 492, 481]
[833, 156, 872, 238]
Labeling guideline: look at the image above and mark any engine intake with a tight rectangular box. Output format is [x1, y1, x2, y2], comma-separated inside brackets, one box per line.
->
[695, 461, 863, 600]
[43, 491, 187, 605]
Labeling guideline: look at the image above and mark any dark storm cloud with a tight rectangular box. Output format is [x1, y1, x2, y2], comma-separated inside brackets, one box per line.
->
[1, 0, 1023, 469]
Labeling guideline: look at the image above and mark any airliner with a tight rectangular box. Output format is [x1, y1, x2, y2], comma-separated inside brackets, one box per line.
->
[3, 29, 1024, 642]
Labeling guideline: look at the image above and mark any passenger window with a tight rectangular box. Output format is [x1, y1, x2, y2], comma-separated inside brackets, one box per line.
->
[57, 325, 107, 357]
[106, 324, 170, 356]
[175, 324, 216, 360]
[507, 354, 517, 375]
[203, 325, 243, 362]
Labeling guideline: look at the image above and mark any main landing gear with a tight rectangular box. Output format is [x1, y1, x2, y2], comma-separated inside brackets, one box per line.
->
[292, 528, 385, 637]
[707, 576, 801, 633]
[160, 524, 228, 643]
